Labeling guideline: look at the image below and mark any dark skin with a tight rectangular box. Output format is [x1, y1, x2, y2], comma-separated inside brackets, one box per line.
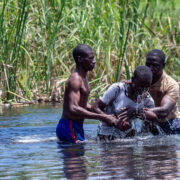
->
[122, 54, 176, 123]
[62, 50, 117, 126]
[93, 75, 157, 130]
[145, 55, 176, 121]
[92, 99, 131, 131]
[119, 76, 159, 123]
[120, 77, 160, 124]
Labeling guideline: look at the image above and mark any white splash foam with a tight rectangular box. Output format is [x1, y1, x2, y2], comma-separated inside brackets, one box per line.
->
[13, 135, 57, 144]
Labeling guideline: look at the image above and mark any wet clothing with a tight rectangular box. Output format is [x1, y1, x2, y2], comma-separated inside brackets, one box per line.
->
[56, 119, 85, 143]
[149, 72, 180, 122]
[160, 118, 180, 135]
[97, 82, 155, 138]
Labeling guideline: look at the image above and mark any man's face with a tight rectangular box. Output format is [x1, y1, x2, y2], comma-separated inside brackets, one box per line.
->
[146, 56, 164, 77]
[132, 77, 152, 95]
[81, 51, 95, 71]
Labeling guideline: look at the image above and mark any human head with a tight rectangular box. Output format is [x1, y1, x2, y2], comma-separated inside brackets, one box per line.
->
[131, 65, 152, 94]
[146, 49, 165, 78]
[73, 44, 95, 71]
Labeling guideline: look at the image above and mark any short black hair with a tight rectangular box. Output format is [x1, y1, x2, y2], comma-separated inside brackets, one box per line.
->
[73, 44, 93, 63]
[146, 49, 165, 64]
[133, 65, 152, 82]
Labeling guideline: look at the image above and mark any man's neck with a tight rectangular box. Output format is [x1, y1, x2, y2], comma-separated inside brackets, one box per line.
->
[152, 72, 163, 85]
[75, 65, 87, 78]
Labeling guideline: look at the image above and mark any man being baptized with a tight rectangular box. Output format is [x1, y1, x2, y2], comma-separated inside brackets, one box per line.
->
[93, 66, 161, 140]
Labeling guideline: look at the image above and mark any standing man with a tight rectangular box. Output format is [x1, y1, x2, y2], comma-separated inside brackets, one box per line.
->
[145, 49, 180, 134]
[56, 44, 122, 144]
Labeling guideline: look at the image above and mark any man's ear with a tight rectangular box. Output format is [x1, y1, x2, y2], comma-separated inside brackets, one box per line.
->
[77, 56, 82, 63]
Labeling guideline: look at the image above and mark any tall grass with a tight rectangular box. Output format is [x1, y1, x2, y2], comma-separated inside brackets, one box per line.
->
[0, 0, 179, 101]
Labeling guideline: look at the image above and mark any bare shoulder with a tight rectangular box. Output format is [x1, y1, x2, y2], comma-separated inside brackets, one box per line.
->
[66, 72, 83, 91]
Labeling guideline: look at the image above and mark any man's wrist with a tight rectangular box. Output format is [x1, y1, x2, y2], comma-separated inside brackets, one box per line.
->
[135, 107, 146, 119]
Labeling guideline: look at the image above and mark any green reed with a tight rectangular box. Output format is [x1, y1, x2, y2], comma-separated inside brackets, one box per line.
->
[0, 0, 179, 101]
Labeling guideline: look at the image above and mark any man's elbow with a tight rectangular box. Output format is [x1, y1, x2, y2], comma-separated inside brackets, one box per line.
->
[69, 105, 78, 114]
[159, 108, 170, 118]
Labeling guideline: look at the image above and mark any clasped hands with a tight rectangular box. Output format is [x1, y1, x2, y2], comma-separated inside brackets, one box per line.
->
[106, 105, 141, 131]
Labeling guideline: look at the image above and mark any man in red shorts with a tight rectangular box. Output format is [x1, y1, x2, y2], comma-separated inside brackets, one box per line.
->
[56, 44, 130, 143]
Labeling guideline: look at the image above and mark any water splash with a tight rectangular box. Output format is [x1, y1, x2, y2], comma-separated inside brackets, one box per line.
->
[133, 91, 164, 136]
[12, 135, 57, 144]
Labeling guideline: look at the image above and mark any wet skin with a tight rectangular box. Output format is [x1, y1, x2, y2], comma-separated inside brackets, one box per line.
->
[118, 77, 159, 123]
[93, 76, 154, 130]
[62, 50, 117, 125]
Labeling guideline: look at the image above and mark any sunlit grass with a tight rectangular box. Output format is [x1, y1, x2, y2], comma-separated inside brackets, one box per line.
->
[0, 0, 179, 101]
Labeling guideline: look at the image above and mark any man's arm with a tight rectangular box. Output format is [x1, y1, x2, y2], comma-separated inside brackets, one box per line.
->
[92, 99, 131, 131]
[67, 76, 117, 125]
[86, 103, 94, 112]
[144, 108, 159, 122]
[149, 95, 176, 119]
[91, 99, 106, 114]
[117, 93, 159, 122]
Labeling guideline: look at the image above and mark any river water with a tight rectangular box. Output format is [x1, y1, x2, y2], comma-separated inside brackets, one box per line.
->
[0, 104, 180, 179]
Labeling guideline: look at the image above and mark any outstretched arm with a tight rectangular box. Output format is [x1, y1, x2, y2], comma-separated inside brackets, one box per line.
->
[149, 96, 176, 119]
[67, 76, 117, 125]
[117, 103, 159, 123]
[92, 99, 131, 131]
[91, 99, 106, 114]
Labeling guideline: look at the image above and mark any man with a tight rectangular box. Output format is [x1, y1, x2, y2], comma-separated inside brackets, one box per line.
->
[93, 66, 158, 140]
[56, 44, 120, 144]
[145, 49, 180, 134]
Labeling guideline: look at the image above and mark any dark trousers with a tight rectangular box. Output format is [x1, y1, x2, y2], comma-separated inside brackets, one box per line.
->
[160, 118, 180, 135]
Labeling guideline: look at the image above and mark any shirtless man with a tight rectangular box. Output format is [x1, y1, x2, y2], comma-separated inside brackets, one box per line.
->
[56, 44, 121, 143]
[145, 49, 180, 134]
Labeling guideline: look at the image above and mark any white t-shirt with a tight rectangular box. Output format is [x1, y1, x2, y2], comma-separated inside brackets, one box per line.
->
[98, 82, 155, 138]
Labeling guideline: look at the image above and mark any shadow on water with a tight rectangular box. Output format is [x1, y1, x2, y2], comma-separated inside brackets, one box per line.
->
[0, 104, 180, 179]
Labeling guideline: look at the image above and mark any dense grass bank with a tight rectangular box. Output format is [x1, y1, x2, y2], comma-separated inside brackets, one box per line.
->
[0, 0, 179, 103]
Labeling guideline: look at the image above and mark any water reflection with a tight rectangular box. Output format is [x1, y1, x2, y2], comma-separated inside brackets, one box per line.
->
[92, 141, 179, 179]
[58, 143, 87, 180]
[0, 104, 180, 179]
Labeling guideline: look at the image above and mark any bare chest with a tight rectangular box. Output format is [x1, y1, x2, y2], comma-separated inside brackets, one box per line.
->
[80, 79, 90, 100]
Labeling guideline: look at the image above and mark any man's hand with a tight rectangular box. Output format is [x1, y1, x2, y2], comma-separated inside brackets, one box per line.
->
[116, 118, 131, 131]
[118, 106, 137, 121]
[102, 114, 118, 126]
[144, 108, 159, 123]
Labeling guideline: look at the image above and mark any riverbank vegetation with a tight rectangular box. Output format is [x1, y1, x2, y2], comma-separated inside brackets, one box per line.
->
[0, 0, 179, 103]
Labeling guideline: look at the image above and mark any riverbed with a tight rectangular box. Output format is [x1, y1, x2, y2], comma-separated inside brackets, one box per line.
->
[1, 104, 180, 179]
